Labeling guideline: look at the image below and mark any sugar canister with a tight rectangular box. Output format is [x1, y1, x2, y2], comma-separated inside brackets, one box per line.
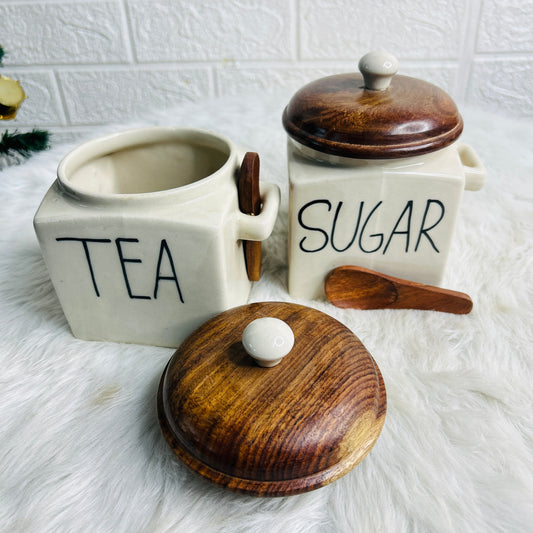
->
[283, 50, 485, 299]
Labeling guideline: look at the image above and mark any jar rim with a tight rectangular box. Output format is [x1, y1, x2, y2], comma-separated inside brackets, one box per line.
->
[57, 127, 235, 205]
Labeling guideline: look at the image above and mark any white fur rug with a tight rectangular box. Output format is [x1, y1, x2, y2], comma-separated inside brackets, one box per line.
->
[1, 93, 532, 533]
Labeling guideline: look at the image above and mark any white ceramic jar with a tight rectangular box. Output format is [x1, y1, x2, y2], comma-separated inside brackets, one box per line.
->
[283, 51, 485, 300]
[34, 127, 280, 347]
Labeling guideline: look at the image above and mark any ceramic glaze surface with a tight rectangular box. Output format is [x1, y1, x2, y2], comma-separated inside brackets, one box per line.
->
[287, 140, 485, 299]
[33, 127, 280, 347]
[242, 317, 295, 367]
[69, 140, 228, 194]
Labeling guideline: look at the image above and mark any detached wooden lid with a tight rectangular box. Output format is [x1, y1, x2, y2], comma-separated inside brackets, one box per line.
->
[157, 301, 386, 496]
[282, 50, 463, 159]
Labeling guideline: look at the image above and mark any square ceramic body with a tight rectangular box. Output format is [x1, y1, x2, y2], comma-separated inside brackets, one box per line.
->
[34, 128, 280, 347]
[288, 139, 485, 299]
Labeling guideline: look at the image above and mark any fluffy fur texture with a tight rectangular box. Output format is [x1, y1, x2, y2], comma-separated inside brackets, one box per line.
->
[1, 93, 532, 533]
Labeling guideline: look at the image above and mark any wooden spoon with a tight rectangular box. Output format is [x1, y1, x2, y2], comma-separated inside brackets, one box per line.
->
[238, 152, 262, 281]
[325, 265, 473, 314]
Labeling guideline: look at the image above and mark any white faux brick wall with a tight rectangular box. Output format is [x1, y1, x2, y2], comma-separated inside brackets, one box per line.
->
[1, 0, 532, 143]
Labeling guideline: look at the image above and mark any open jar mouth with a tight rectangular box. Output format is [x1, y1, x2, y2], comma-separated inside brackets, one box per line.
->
[57, 127, 233, 200]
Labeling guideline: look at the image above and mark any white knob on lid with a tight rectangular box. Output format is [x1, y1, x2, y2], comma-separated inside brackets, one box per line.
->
[358, 50, 399, 91]
[242, 317, 295, 367]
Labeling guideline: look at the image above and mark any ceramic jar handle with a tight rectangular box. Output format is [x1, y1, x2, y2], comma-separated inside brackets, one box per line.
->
[458, 143, 486, 191]
[242, 317, 295, 367]
[359, 50, 399, 91]
[235, 182, 280, 241]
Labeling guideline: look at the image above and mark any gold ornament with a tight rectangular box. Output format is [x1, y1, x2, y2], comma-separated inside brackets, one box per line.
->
[0, 75, 27, 120]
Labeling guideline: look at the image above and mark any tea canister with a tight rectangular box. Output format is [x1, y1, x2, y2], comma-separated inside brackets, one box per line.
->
[33, 128, 280, 347]
[283, 50, 485, 300]
[157, 301, 386, 496]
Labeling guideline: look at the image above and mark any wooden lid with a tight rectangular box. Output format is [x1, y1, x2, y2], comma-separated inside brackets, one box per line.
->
[282, 51, 463, 159]
[157, 301, 386, 496]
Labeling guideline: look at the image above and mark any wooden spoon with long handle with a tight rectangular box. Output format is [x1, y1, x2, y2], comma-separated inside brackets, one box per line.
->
[325, 265, 473, 314]
[238, 152, 262, 281]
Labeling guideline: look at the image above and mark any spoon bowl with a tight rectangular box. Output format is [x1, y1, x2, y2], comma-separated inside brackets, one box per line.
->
[325, 266, 473, 314]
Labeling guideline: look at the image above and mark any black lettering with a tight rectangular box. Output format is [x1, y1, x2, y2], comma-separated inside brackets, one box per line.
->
[331, 201, 364, 253]
[415, 199, 445, 253]
[297, 199, 331, 253]
[56, 237, 111, 297]
[358, 201, 383, 253]
[115, 238, 151, 300]
[154, 239, 184, 302]
[383, 201, 413, 254]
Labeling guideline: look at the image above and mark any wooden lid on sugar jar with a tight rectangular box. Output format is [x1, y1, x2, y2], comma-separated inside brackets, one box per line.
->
[157, 301, 386, 497]
[282, 50, 463, 159]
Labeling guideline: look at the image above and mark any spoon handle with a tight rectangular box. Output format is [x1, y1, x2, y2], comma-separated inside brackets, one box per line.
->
[238, 152, 262, 281]
[326, 265, 473, 314]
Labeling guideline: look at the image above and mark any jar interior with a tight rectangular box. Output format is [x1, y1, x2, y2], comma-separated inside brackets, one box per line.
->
[67, 138, 230, 195]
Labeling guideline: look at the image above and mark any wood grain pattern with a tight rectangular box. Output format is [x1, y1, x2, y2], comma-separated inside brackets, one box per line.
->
[282, 73, 463, 159]
[238, 152, 262, 281]
[157, 302, 386, 497]
[326, 265, 473, 314]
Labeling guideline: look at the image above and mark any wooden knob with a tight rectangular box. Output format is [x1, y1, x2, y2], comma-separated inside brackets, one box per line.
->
[242, 317, 295, 367]
[358, 50, 398, 90]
